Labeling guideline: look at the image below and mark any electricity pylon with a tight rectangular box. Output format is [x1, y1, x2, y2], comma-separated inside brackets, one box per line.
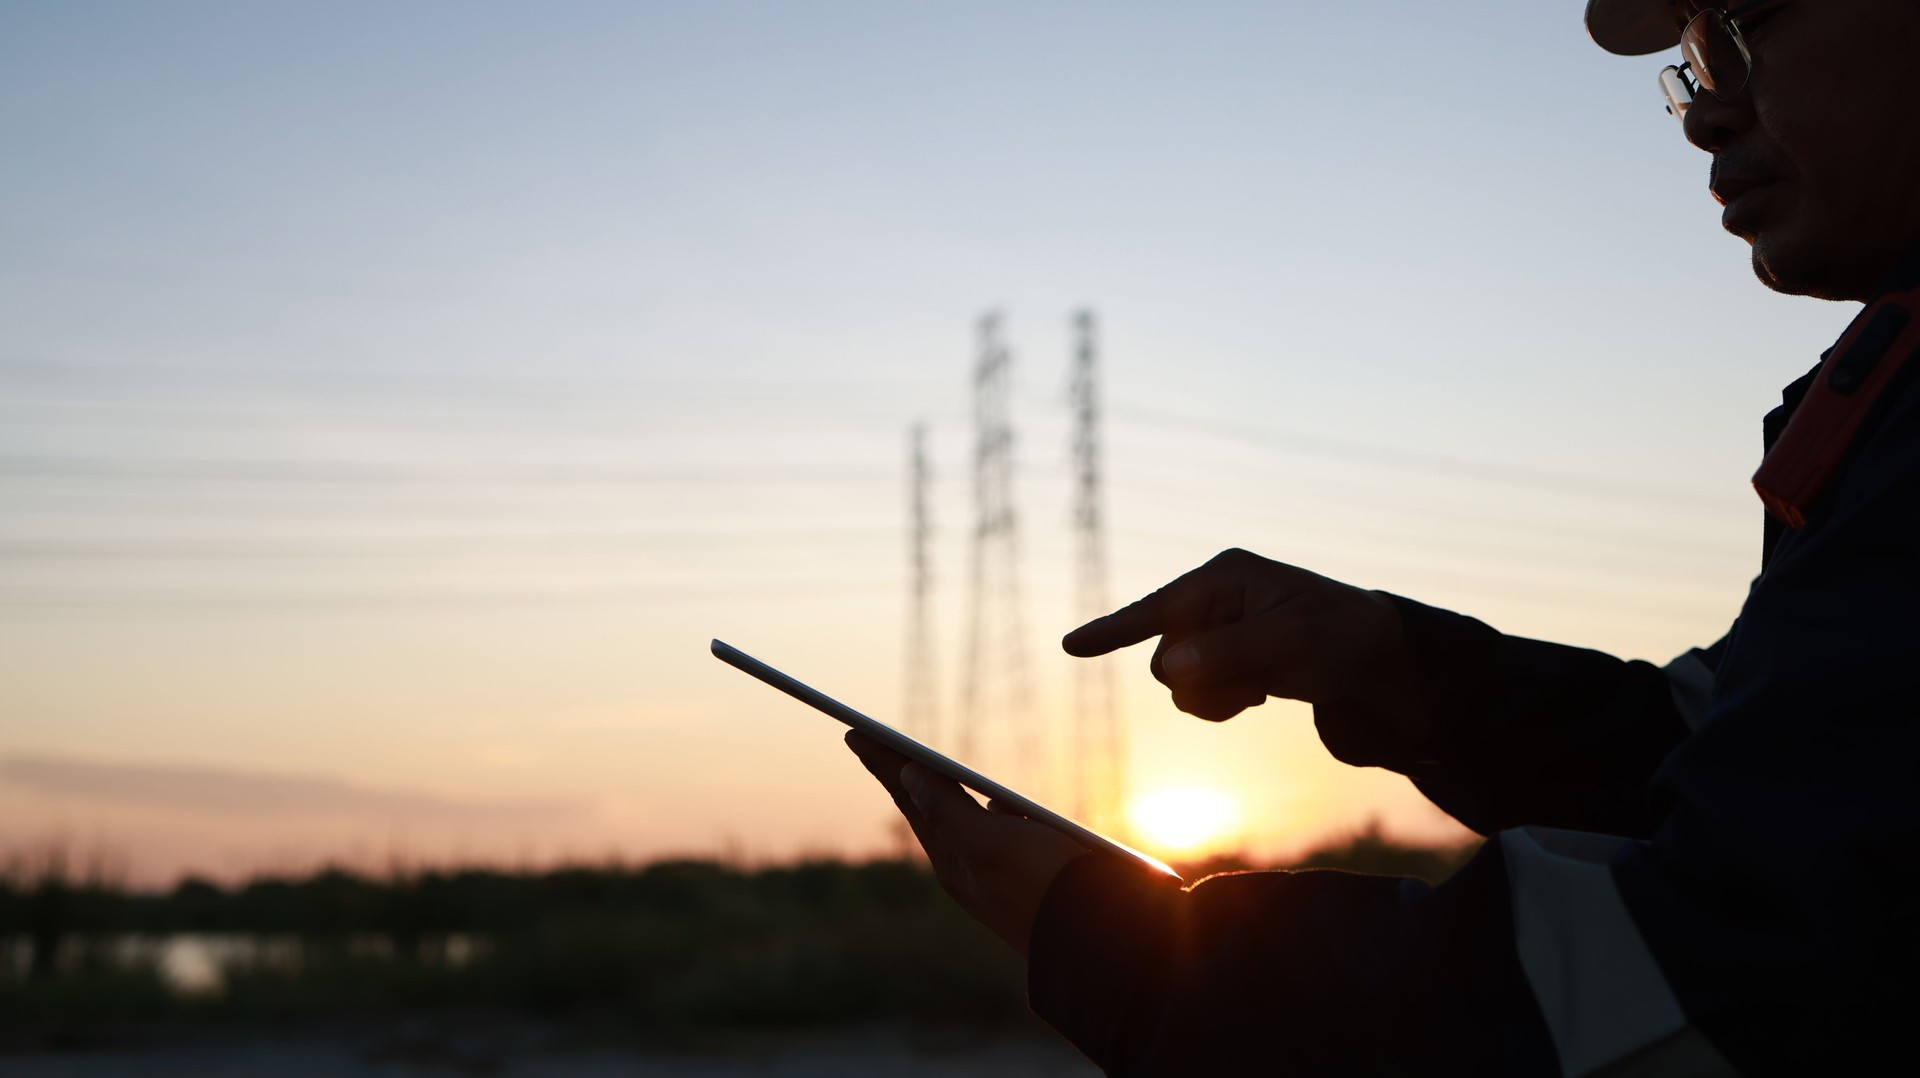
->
[958, 312, 1038, 781]
[1069, 309, 1124, 830]
[903, 422, 938, 743]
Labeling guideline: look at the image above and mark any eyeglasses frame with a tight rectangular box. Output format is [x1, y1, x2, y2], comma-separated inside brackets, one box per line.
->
[1657, 0, 1796, 126]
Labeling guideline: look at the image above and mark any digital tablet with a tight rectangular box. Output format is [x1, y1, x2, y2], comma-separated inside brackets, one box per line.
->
[711, 639, 1179, 879]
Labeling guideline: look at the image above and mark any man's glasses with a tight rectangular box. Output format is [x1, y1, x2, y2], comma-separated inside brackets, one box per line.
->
[1658, 0, 1794, 126]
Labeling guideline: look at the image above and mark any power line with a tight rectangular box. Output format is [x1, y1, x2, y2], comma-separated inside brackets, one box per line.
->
[1114, 527, 1739, 624]
[0, 577, 898, 615]
[5, 356, 1743, 515]
[0, 356, 945, 403]
[0, 527, 905, 560]
[1111, 402, 1737, 513]
[0, 456, 895, 486]
[0, 518, 1734, 630]
[0, 398, 964, 438]
[1113, 478, 1752, 575]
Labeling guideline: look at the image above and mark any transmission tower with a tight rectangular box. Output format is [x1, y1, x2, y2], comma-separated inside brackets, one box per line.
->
[902, 422, 938, 743]
[959, 312, 1038, 779]
[1069, 309, 1124, 830]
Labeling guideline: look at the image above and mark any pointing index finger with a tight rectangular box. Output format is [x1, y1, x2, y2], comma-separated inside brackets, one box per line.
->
[1062, 590, 1171, 657]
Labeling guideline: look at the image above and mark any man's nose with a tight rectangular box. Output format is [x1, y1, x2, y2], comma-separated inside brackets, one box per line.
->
[1682, 82, 1753, 154]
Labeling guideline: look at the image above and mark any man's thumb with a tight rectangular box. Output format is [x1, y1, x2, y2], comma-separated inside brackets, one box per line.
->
[1160, 642, 1202, 681]
[902, 763, 933, 809]
[902, 763, 972, 827]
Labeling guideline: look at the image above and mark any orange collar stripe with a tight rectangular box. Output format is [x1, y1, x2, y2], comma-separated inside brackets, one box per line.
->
[1753, 290, 1920, 528]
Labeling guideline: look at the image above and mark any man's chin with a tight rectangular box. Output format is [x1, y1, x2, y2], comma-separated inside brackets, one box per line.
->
[1747, 218, 1910, 302]
[1751, 242, 1799, 295]
[1750, 234, 1854, 301]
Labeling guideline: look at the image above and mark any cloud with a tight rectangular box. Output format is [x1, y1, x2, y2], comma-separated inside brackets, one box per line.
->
[0, 755, 584, 825]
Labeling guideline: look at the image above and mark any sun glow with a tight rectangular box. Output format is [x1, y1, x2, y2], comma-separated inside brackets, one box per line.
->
[1127, 788, 1238, 854]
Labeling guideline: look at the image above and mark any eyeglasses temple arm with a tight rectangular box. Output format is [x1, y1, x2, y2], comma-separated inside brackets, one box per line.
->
[1659, 64, 1694, 125]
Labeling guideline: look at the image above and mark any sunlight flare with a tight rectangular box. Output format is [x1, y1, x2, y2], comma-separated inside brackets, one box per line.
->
[1127, 788, 1238, 854]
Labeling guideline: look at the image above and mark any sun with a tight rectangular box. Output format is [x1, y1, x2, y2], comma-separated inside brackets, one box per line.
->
[1126, 788, 1237, 855]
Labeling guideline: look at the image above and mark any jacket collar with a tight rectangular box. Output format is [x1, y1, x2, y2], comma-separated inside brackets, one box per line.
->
[1871, 243, 1920, 298]
[1766, 241, 1920, 445]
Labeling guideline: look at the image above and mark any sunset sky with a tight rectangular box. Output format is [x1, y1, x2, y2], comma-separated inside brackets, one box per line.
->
[0, 1, 1855, 886]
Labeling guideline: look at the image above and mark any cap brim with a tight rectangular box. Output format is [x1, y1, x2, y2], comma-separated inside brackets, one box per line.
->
[1585, 0, 1684, 56]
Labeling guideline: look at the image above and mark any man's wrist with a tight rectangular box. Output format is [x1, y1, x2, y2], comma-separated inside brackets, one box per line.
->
[1313, 590, 1436, 767]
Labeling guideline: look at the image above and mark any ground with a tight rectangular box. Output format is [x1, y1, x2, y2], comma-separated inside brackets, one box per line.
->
[2, 1021, 1100, 1077]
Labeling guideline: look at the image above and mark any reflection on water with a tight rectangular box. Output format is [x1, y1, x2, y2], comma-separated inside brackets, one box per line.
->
[156, 936, 225, 996]
[2, 933, 486, 998]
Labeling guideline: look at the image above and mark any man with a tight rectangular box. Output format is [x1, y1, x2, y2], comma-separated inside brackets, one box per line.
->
[848, 1, 1920, 1073]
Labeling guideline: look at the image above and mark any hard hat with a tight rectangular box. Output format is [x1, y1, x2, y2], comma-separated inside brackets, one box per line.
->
[1585, 0, 1685, 56]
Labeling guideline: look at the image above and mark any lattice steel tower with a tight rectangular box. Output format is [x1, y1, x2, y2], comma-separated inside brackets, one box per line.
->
[958, 312, 1037, 778]
[1070, 309, 1124, 829]
[902, 422, 939, 742]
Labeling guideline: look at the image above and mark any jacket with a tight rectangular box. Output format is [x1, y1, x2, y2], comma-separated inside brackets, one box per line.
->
[1026, 253, 1920, 1076]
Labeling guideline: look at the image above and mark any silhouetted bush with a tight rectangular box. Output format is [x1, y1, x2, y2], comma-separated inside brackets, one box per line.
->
[1290, 820, 1480, 882]
[0, 833, 1477, 1041]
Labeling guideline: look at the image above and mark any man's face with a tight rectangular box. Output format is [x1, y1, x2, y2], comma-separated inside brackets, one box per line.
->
[1681, 0, 1920, 300]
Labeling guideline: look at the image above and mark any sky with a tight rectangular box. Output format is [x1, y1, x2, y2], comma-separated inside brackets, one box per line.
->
[0, 1, 1860, 887]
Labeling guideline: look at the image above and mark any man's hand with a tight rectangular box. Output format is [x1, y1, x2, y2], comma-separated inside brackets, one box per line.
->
[845, 731, 1088, 957]
[1064, 548, 1429, 746]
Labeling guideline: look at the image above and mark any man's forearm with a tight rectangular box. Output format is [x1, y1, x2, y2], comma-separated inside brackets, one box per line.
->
[1317, 596, 1698, 838]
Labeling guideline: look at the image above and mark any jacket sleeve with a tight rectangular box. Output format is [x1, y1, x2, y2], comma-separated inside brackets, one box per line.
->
[1028, 848, 1559, 1076]
[1314, 596, 1718, 839]
[1029, 368, 1920, 1077]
